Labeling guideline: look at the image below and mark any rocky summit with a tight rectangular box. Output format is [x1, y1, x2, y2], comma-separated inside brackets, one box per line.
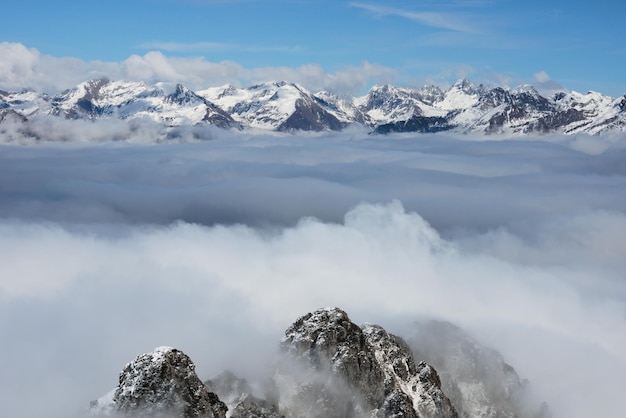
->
[275, 308, 457, 418]
[89, 346, 227, 418]
[89, 308, 547, 418]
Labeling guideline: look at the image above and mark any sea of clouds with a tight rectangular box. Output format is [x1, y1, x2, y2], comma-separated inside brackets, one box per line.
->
[1, 127, 625, 418]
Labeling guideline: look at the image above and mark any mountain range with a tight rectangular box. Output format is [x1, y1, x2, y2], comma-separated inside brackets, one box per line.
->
[88, 307, 549, 418]
[1, 77, 625, 136]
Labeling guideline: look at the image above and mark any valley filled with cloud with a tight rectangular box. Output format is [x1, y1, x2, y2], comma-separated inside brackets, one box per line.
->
[1, 130, 625, 417]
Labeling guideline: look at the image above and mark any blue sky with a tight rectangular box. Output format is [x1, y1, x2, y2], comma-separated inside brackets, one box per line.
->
[1, 0, 625, 95]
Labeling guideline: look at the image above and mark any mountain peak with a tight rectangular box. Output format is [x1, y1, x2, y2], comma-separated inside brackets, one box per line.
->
[279, 307, 457, 417]
[90, 346, 227, 418]
[2, 77, 625, 136]
[451, 78, 477, 94]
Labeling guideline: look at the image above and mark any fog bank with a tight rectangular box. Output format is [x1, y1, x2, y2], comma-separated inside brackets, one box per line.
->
[0, 132, 625, 418]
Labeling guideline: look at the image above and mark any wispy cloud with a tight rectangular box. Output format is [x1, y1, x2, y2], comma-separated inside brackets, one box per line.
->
[138, 41, 304, 54]
[350, 2, 478, 33]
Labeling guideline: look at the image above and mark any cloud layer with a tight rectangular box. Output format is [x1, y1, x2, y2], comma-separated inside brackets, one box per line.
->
[1, 131, 625, 418]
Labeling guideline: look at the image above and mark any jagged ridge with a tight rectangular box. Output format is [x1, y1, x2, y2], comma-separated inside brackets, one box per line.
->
[2, 77, 625, 136]
[89, 309, 548, 418]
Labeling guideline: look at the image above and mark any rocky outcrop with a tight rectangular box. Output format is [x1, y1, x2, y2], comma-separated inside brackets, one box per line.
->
[363, 324, 457, 418]
[276, 307, 457, 418]
[89, 346, 227, 418]
[277, 97, 346, 132]
[88, 310, 547, 418]
[374, 115, 453, 134]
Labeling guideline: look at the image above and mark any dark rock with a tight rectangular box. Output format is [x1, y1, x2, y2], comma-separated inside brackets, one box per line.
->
[90, 346, 227, 418]
[363, 324, 457, 418]
[278, 307, 385, 417]
[530, 108, 586, 133]
[511, 89, 554, 113]
[277, 97, 346, 132]
[277, 308, 457, 418]
[484, 104, 526, 133]
[374, 115, 453, 134]
[477, 87, 513, 110]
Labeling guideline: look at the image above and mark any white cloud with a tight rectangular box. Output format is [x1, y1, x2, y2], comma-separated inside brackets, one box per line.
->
[0, 200, 625, 418]
[531, 70, 568, 97]
[0, 42, 41, 88]
[533, 70, 551, 84]
[0, 42, 396, 95]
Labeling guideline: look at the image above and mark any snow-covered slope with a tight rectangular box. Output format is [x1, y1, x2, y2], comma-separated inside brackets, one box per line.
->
[49, 77, 238, 128]
[198, 81, 345, 132]
[373, 81, 625, 135]
[0, 89, 53, 116]
[2, 77, 625, 135]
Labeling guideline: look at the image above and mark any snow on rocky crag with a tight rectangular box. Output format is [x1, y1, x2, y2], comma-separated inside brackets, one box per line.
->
[2, 77, 624, 137]
[88, 308, 548, 418]
[198, 81, 346, 132]
[275, 308, 457, 418]
[89, 346, 227, 418]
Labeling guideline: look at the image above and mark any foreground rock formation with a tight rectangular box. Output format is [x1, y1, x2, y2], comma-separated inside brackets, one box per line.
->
[89, 308, 547, 418]
[275, 308, 457, 418]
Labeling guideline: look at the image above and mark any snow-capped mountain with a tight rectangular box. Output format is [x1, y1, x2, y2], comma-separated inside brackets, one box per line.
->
[2, 77, 625, 136]
[198, 81, 345, 132]
[46, 77, 238, 128]
[371, 79, 626, 135]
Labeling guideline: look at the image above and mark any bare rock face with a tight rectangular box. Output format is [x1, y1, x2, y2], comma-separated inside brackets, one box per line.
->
[363, 324, 457, 418]
[90, 346, 227, 418]
[276, 307, 457, 418]
[277, 307, 385, 417]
